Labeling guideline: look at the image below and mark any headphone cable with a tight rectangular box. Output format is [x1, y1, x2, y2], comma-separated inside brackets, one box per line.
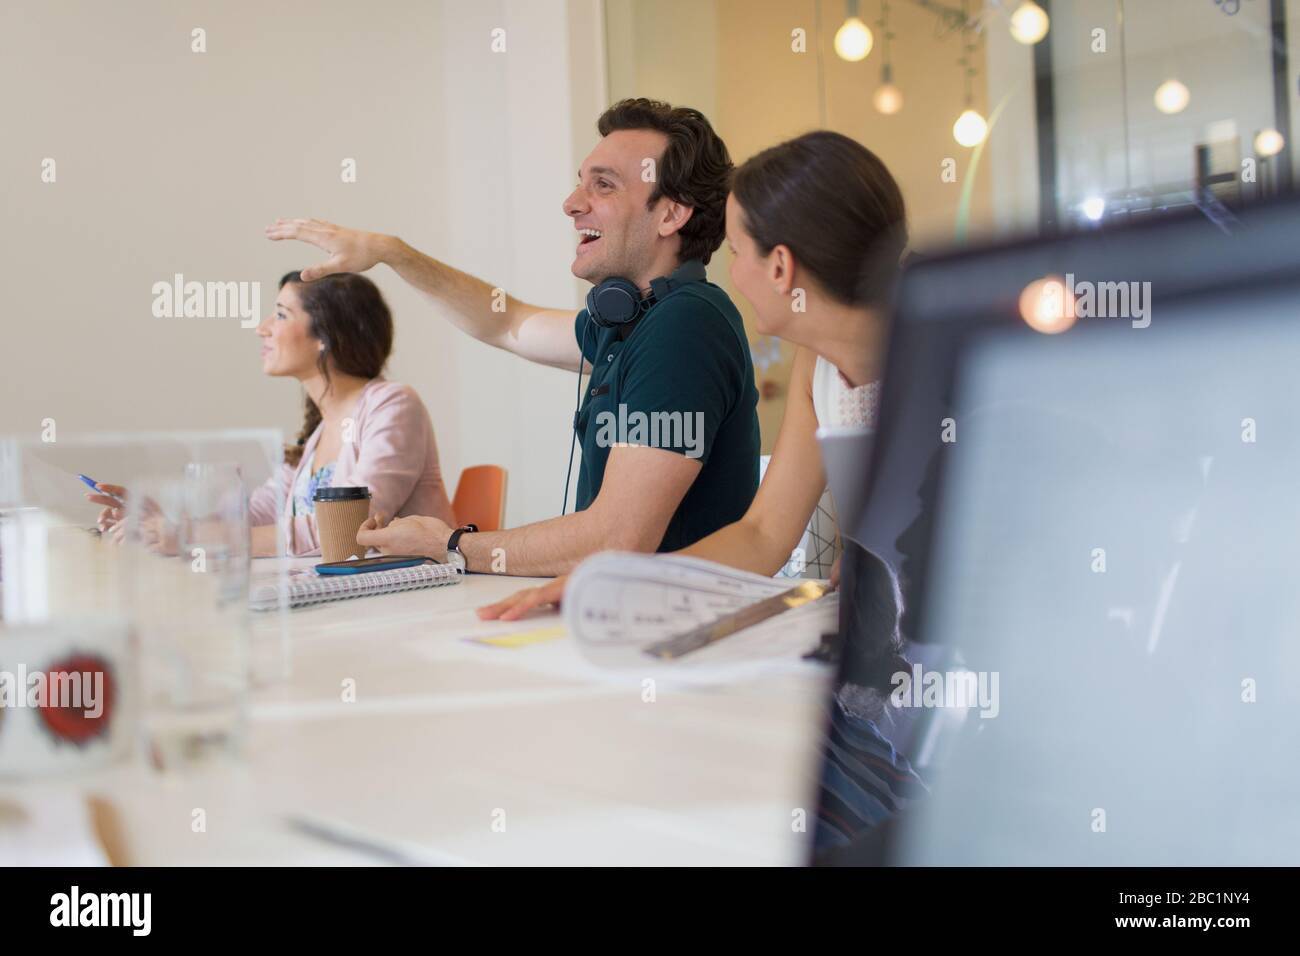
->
[561, 317, 592, 516]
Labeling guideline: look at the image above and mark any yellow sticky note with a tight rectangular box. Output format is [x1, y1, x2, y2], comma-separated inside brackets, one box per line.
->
[470, 626, 566, 649]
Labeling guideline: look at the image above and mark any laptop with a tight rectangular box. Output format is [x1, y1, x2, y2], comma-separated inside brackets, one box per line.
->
[812, 194, 1300, 864]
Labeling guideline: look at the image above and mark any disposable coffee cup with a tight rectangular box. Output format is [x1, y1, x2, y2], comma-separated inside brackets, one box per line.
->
[313, 486, 372, 563]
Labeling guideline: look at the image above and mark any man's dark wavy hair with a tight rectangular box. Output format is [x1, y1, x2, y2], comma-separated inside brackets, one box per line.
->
[596, 98, 733, 265]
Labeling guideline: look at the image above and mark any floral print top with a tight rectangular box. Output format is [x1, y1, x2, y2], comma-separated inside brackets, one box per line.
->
[291, 452, 336, 517]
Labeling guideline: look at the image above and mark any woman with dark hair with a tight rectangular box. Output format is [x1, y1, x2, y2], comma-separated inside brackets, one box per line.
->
[479, 130, 926, 846]
[89, 271, 455, 556]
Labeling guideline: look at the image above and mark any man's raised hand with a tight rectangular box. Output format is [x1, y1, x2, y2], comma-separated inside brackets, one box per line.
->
[264, 218, 388, 281]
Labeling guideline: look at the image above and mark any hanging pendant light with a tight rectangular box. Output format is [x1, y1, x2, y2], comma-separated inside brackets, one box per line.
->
[874, 74, 904, 114]
[835, 0, 874, 61]
[873, 3, 902, 114]
[1154, 79, 1190, 114]
[1254, 128, 1285, 157]
[954, 108, 989, 146]
[1009, 2, 1050, 44]
[952, 2, 987, 147]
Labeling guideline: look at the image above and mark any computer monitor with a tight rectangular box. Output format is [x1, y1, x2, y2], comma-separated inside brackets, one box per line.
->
[816, 195, 1300, 864]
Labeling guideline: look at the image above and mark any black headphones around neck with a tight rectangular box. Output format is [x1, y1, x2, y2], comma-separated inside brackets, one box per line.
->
[584, 258, 708, 330]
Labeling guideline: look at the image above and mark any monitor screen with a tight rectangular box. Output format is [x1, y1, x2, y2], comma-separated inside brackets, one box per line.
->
[814, 195, 1300, 864]
[893, 284, 1300, 864]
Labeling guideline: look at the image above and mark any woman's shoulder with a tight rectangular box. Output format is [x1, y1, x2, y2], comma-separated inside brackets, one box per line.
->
[352, 380, 435, 442]
[359, 378, 430, 416]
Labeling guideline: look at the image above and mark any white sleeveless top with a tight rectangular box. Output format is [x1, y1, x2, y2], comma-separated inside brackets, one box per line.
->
[785, 357, 881, 579]
[812, 355, 881, 429]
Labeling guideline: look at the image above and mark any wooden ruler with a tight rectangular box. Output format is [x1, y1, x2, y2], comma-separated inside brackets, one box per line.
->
[642, 580, 832, 660]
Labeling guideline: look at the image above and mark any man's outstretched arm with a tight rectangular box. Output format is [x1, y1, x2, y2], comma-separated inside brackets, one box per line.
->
[265, 217, 585, 371]
[356, 444, 701, 577]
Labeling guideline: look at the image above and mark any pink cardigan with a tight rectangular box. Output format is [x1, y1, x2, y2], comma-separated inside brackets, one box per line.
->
[248, 378, 456, 555]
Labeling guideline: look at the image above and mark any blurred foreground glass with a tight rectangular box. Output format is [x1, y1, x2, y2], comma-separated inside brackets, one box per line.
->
[0, 507, 137, 779]
[121, 469, 249, 771]
[1, 428, 290, 682]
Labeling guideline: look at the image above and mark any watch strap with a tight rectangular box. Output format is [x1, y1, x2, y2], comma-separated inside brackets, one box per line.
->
[446, 524, 478, 556]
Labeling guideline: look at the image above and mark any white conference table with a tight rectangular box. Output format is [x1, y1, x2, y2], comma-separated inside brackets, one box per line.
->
[5, 554, 833, 866]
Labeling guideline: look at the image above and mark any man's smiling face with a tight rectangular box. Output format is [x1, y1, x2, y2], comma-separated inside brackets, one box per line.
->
[563, 128, 669, 286]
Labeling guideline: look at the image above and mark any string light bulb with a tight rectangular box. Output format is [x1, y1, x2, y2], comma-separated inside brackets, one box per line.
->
[835, 17, 873, 60]
[952, 1, 986, 147]
[1009, 2, 1050, 44]
[953, 108, 989, 146]
[835, 1, 874, 61]
[873, 12, 902, 115]
[1154, 79, 1190, 114]
[1019, 276, 1077, 334]
[1255, 128, 1285, 157]
[874, 82, 904, 114]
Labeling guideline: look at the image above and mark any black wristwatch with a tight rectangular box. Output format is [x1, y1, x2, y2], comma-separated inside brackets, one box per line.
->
[445, 524, 478, 573]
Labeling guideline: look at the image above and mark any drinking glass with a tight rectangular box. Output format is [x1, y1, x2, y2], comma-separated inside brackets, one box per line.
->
[121, 469, 249, 770]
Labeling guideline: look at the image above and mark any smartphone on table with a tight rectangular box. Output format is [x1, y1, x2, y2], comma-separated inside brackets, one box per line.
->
[315, 555, 435, 575]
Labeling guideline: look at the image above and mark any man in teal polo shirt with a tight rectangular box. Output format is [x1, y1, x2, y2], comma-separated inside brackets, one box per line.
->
[268, 98, 759, 575]
[573, 260, 758, 553]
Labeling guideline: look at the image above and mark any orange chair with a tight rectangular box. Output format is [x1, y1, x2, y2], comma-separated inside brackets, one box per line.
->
[452, 465, 508, 532]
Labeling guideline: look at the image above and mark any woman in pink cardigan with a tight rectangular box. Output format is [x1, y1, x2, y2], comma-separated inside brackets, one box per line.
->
[91, 270, 455, 556]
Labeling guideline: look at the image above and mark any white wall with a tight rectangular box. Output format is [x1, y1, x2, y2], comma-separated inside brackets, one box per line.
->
[0, 0, 605, 527]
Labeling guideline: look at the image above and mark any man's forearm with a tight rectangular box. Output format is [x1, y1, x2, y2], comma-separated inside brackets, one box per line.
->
[380, 236, 518, 349]
[379, 236, 582, 369]
[455, 508, 644, 577]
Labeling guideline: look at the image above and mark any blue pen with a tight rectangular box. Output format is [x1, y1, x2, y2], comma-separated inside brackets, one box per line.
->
[78, 474, 126, 505]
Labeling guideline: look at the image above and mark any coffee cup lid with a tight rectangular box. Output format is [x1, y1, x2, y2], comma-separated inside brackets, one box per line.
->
[313, 486, 371, 502]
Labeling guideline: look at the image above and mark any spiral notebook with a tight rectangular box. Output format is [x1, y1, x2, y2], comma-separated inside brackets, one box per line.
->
[249, 561, 462, 611]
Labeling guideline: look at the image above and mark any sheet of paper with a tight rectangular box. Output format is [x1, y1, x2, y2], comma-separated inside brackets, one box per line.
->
[406, 604, 832, 689]
[562, 552, 831, 653]
[401, 554, 837, 688]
